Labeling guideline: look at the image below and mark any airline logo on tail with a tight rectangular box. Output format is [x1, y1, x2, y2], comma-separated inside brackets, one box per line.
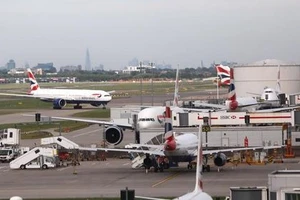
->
[164, 107, 176, 151]
[27, 69, 39, 93]
[228, 68, 236, 101]
[173, 65, 180, 107]
[215, 64, 230, 86]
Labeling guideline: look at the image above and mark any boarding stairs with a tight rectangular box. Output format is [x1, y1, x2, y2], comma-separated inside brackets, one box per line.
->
[130, 133, 164, 169]
[10, 147, 56, 169]
[41, 136, 80, 149]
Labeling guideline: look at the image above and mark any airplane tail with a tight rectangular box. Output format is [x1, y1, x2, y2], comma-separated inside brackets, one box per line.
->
[164, 106, 176, 151]
[27, 68, 40, 93]
[228, 68, 236, 101]
[215, 64, 230, 86]
[194, 125, 203, 192]
[173, 65, 180, 107]
[276, 65, 281, 93]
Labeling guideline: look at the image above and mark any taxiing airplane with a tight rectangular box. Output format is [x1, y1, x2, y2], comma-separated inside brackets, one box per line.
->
[135, 125, 213, 200]
[0, 68, 113, 109]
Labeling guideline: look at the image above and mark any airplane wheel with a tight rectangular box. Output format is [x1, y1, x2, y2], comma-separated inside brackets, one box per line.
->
[205, 165, 211, 172]
[20, 165, 26, 170]
[187, 164, 192, 169]
[42, 164, 48, 169]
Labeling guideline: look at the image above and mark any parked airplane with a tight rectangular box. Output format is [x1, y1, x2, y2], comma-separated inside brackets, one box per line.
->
[0, 68, 113, 109]
[135, 125, 213, 200]
[249, 65, 283, 108]
[79, 107, 283, 173]
[196, 68, 300, 113]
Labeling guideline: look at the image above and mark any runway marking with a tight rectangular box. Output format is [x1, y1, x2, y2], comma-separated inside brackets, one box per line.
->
[152, 172, 181, 188]
[92, 162, 97, 165]
[3, 169, 9, 172]
[122, 162, 130, 166]
[105, 162, 110, 165]
[0, 166, 7, 169]
[72, 129, 102, 138]
[57, 167, 71, 171]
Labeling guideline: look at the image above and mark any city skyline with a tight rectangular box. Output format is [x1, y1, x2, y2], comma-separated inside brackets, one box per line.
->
[1, 0, 300, 69]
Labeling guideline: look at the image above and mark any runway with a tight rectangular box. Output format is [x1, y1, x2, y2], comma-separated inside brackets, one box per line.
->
[0, 160, 299, 199]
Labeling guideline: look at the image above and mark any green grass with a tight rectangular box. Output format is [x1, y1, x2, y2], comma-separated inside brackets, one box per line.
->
[0, 121, 91, 139]
[21, 131, 53, 139]
[72, 109, 110, 118]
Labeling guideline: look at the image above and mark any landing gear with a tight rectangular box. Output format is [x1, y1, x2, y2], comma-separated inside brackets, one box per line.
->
[187, 163, 193, 169]
[203, 164, 211, 172]
[74, 104, 82, 109]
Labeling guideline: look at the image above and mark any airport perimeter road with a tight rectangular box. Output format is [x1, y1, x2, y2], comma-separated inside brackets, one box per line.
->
[0, 160, 299, 199]
[0, 109, 87, 124]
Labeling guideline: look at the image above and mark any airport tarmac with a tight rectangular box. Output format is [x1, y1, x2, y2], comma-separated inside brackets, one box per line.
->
[0, 160, 299, 199]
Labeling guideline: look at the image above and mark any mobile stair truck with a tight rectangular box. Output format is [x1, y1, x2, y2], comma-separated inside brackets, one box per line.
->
[9, 147, 59, 170]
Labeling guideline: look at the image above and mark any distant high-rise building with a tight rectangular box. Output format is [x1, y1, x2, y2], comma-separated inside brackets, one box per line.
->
[85, 49, 91, 71]
[6, 59, 16, 70]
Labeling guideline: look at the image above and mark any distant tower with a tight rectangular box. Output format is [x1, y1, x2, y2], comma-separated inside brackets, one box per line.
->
[85, 49, 91, 71]
[201, 60, 205, 68]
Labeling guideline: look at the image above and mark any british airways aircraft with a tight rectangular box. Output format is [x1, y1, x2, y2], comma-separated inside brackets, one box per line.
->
[0, 68, 113, 109]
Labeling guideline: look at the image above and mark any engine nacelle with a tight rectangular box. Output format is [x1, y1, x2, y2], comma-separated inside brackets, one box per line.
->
[90, 103, 101, 107]
[214, 153, 227, 167]
[105, 126, 123, 145]
[229, 100, 238, 110]
[53, 99, 67, 109]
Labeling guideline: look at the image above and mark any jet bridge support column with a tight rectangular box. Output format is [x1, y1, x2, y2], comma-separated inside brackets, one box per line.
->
[133, 114, 140, 144]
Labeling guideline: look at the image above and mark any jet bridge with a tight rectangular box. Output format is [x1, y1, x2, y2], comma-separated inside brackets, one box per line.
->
[10, 147, 56, 169]
[41, 136, 80, 149]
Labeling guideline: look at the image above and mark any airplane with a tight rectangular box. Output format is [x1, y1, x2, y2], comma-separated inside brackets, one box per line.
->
[137, 65, 215, 129]
[0, 68, 113, 109]
[79, 106, 283, 173]
[135, 125, 213, 200]
[195, 68, 300, 113]
[248, 65, 284, 108]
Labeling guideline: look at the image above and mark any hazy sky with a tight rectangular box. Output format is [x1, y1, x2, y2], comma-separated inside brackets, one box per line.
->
[1, 0, 300, 69]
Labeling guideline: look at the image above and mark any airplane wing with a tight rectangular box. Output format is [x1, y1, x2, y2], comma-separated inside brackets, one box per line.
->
[192, 102, 227, 110]
[253, 105, 300, 113]
[79, 146, 165, 156]
[22, 114, 134, 130]
[0, 93, 36, 98]
[125, 143, 165, 150]
[135, 196, 168, 200]
[196, 145, 283, 156]
[0, 92, 76, 101]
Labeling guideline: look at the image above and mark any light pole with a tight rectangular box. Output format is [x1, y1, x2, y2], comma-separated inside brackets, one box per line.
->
[150, 62, 154, 106]
[139, 61, 143, 105]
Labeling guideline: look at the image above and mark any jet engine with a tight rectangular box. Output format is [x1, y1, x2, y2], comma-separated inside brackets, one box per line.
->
[213, 153, 227, 167]
[229, 100, 238, 111]
[53, 99, 67, 109]
[90, 103, 101, 107]
[104, 126, 123, 145]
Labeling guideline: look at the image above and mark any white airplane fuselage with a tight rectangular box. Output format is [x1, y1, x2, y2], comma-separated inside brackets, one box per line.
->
[164, 133, 197, 157]
[30, 89, 112, 105]
[138, 106, 185, 129]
